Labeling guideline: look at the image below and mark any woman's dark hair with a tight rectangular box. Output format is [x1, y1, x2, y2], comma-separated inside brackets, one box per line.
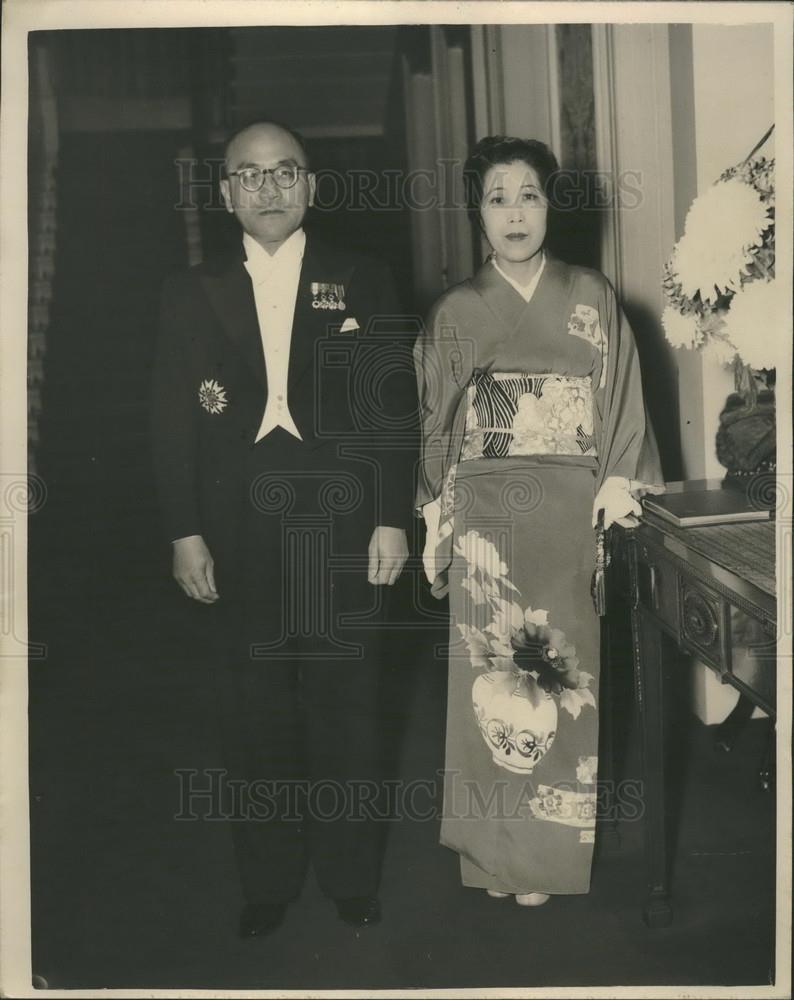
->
[463, 136, 560, 225]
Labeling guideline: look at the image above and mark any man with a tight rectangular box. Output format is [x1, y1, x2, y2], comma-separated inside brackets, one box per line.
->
[151, 122, 417, 938]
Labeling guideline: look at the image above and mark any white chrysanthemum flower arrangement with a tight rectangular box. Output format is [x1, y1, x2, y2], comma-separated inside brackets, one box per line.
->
[661, 134, 778, 379]
[671, 178, 771, 304]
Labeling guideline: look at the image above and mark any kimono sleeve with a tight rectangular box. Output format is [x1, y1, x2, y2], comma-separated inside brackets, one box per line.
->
[593, 280, 664, 499]
[413, 298, 471, 511]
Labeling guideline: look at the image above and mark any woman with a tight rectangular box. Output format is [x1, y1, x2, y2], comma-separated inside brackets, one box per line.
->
[414, 136, 663, 905]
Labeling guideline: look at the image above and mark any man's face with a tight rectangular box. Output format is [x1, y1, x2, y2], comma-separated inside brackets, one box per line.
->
[220, 124, 315, 253]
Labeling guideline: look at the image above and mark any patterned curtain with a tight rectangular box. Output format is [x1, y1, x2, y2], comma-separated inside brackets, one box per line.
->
[553, 25, 599, 270]
[28, 41, 59, 476]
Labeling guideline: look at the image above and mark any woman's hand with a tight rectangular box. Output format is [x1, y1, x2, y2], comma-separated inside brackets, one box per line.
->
[592, 477, 642, 530]
[420, 498, 442, 584]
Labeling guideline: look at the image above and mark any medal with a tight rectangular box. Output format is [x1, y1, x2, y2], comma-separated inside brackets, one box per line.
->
[311, 282, 347, 310]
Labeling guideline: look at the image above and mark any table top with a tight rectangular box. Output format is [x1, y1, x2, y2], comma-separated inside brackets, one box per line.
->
[637, 514, 776, 599]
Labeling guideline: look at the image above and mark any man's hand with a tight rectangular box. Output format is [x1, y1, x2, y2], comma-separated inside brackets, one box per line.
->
[172, 534, 219, 603]
[367, 526, 408, 586]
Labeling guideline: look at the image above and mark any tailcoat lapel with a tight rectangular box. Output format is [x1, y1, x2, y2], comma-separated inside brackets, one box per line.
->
[200, 247, 266, 387]
[287, 237, 343, 395]
[197, 235, 349, 402]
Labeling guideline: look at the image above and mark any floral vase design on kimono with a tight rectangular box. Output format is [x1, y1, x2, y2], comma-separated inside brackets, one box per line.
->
[414, 252, 663, 895]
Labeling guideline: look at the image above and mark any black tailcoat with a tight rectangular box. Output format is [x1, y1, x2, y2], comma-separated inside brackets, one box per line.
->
[152, 233, 417, 565]
[151, 233, 418, 902]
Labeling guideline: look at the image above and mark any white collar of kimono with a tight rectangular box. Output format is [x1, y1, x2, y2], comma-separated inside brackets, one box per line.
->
[491, 251, 546, 302]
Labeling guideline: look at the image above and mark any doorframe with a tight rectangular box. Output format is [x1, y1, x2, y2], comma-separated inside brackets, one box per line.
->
[591, 23, 677, 310]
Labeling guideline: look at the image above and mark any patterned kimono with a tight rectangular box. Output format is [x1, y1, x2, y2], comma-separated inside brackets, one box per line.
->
[414, 253, 663, 894]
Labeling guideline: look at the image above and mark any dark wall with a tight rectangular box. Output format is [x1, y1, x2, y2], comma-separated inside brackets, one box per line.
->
[33, 130, 189, 582]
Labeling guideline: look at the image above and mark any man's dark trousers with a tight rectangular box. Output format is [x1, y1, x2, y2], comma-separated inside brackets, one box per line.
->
[212, 426, 390, 905]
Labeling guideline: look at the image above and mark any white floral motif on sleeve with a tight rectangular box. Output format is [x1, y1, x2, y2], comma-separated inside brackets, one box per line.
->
[567, 304, 608, 389]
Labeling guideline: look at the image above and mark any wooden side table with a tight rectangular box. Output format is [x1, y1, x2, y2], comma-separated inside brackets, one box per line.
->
[608, 515, 776, 926]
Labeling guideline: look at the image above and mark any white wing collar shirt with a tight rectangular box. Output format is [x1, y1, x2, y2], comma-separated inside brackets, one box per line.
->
[243, 228, 306, 442]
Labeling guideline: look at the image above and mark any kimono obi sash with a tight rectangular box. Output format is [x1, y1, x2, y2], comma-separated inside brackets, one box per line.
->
[460, 371, 597, 462]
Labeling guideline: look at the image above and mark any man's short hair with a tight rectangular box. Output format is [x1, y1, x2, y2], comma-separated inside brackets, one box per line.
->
[222, 119, 310, 169]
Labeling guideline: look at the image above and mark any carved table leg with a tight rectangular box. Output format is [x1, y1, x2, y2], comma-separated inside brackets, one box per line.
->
[635, 606, 673, 927]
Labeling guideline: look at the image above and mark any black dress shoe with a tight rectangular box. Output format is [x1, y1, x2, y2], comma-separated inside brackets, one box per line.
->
[333, 895, 381, 926]
[238, 902, 287, 938]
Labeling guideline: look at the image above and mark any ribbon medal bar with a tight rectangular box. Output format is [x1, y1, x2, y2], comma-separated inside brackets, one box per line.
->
[311, 282, 346, 310]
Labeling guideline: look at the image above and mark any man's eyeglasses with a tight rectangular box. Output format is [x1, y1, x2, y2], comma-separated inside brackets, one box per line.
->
[227, 163, 309, 192]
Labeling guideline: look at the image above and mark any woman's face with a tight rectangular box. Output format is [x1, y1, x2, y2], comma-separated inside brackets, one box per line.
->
[479, 160, 548, 266]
